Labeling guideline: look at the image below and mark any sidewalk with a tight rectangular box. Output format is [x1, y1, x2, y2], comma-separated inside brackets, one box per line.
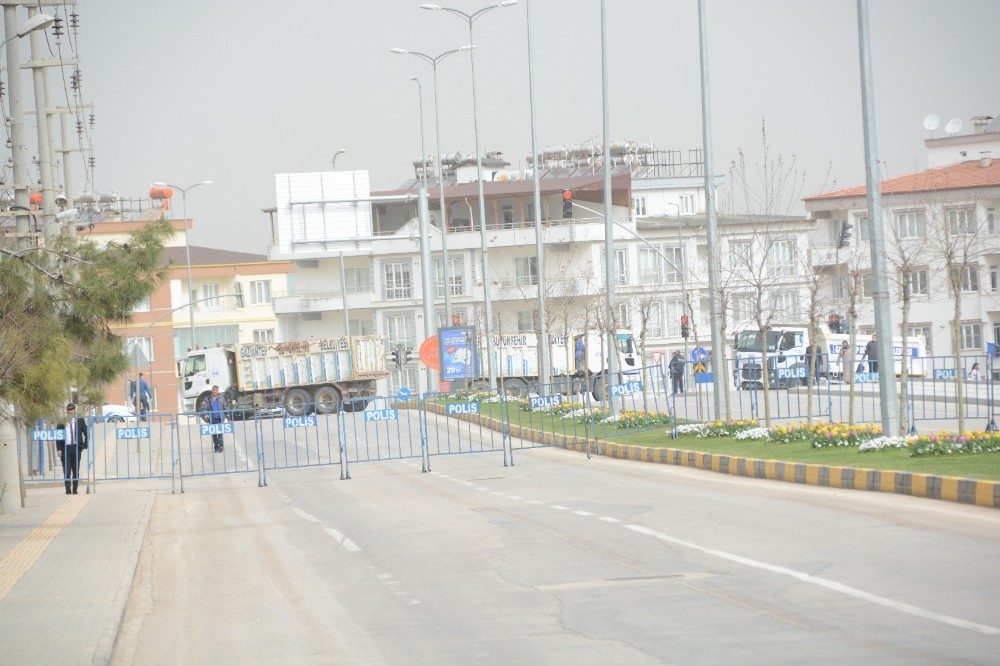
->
[0, 484, 154, 665]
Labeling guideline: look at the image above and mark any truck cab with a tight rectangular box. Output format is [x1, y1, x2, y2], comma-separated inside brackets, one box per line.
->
[181, 347, 237, 413]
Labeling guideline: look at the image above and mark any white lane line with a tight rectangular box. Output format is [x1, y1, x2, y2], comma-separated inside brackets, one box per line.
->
[293, 508, 319, 522]
[625, 524, 1000, 637]
[550, 505, 569, 511]
[572, 510, 595, 517]
[600, 516, 621, 523]
[507, 495, 523, 501]
[325, 527, 362, 552]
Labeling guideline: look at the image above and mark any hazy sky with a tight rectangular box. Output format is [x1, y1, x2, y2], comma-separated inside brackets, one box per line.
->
[61, 0, 1000, 253]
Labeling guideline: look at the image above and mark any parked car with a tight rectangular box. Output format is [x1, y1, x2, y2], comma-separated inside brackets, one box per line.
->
[91, 403, 138, 423]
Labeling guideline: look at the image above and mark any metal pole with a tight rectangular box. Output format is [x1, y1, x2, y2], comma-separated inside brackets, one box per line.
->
[526, 0, 550, 389]
[698, 0, 727, 418]
[5, 8, 33, 250]
[431, 61, 453, 321]
[332, 148, 347, 170]
[339, 251, 351, 335]
[857, 0, 899, 435]
[411, 77, 428, 190]
[417, 186, 437, 393]
[601, 0, 619, 385]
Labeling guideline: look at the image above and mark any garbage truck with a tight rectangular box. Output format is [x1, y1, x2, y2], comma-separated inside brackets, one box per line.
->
[181, 336, 389, 416]
[732, 322, 926, 389]
[453, 328, 640, 399]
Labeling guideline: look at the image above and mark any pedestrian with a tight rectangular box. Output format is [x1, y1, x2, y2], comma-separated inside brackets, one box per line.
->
[574, 336, 586, 375]
[668, 351, 685, 395]
[969, 361, 983, 382]
[56, 403, 88, 495]
[199, 385, 230, 453]
[805, 343, 823, 384]
[137, 373, 152, 419]
[837, 340, 854, 384]
[863, 334, 879, 373]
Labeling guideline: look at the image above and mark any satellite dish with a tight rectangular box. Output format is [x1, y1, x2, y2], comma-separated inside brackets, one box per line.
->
[923, 114, 940, 131]
[945, 117, 963, 135]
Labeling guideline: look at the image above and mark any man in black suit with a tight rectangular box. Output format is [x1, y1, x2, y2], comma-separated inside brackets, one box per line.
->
[56, 403, 88, 494]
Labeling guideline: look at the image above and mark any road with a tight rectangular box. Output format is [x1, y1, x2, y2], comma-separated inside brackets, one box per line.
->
[111, 445, 1000, 665]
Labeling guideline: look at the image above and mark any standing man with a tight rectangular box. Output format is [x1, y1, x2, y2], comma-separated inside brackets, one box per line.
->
[864, 334, 879, 374]
[137, 373, 152, 420]
[574, 336, 586, 375]
[804, 342, 823, 384]
[56, 403, 88, 495]
[669, 351, 685, 395]
[199, 385, 230, 453]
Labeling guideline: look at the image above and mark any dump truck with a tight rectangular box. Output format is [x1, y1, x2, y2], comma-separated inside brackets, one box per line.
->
[181, 336, 389, 416]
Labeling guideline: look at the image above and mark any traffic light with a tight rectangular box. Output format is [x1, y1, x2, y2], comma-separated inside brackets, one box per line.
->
[838, 221, 853, 249]
[393, 349, 404, 367]
[562, 190, 574, 218]
[680, 314, 690, 339]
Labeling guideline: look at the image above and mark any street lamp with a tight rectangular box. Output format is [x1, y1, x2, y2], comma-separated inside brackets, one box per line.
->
[332, 148, 347, 170]
[152, 180, 213, 348]
[390, 45, 470, 326]
[422, 0, 517, 391]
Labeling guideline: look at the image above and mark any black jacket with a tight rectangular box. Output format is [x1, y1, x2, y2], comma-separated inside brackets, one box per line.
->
[56, 417, 89, 453]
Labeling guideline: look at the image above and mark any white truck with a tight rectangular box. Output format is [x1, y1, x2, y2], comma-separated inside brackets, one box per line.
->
[733, 323, 927, 389]
[462, 329, 641, 399]
[181, 336, 389, 417]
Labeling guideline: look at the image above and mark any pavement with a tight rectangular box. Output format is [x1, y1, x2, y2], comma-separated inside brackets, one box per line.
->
[2, 430, 999, 664]
[0, 483, 153, 665]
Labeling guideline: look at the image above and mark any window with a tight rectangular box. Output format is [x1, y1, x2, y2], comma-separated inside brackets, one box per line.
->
[632, 196, 647, 217]
[434, 256, 465, 297]
[992, 266, 1000, 292]
[953, 265, 980, 292]
[907, 324, 932, 355]
[601, 248, 629, 286]
[646, 301, 663, 338]
[666, 299, 684, 336]
[384, 313, 416, 350]
[638, 245, 663, 282]
[616, 303, 631, 330]
[729, 240, 751, 270]
[861, 271, 874, 298]
[344, 266, 373, 294]
[903, 268, 928, 297]
[515, 256, 538, 286]
[856, 214, 870, 242]
[948, 207, 976, 235]
[732, 293, 754, 323]
[897, 210, 926, 239]
[387, 366, 420, 396]
[133, 295, 151, 313]
[252, 329, 275, 343]
[250, 280, 272, 305]
[516, 310, 540, 333]
[125, 336, 153, 363]
[203, 283, 221, 310]
[766, 240, 796, 278]
[988, 207, 996, 234]
[679, 193, 695, 215]
[771, 290, 800, 319]
[348, 318, 375, 336]
[664, 246, 683, 284]
[383, 262, 412, 300]
[502, 206, 515, 228]
[960, 322, 982, 351]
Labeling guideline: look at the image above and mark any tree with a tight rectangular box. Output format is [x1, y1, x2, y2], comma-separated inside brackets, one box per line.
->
[0, 219, 171, 512]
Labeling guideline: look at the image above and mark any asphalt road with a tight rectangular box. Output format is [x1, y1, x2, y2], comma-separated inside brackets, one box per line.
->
[109, 443, 1000, 665]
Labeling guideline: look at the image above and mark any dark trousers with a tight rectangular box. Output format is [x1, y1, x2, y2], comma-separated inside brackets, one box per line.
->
[671, 374, 684, 394]
[210, 417, 225, 451]
[869, 359, 879, 373]
[61, 447, 81, 493]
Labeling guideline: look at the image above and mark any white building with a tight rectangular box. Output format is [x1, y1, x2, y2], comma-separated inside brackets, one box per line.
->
[804, 114, 1000, 358]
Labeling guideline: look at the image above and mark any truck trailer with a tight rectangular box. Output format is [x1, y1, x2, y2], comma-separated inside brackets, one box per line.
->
[181, 336, 389, 416]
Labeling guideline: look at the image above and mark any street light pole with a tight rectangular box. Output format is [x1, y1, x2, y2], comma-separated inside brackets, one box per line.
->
[332, 148, 347, 170]
[422, 1, 517, 391]
[410, 77, 428, 190]
[153, 180, 213, 348]
[390, 45, 470, 323]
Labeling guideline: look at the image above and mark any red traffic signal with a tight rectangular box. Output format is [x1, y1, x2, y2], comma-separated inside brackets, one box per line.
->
[680, 314, 690, 338]
[562, 190, 574, 218]
[680, 315, 689, 324]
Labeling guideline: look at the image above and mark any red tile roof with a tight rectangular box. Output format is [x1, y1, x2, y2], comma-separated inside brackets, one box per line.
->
[804, 159, 1000, 202]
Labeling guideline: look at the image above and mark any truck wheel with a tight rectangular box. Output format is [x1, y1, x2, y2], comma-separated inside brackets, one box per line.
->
[501, 377, 529, 399]
[314, 386, 341, 414]
[284, 388, 313, 416]
[343, 398, 370, 412]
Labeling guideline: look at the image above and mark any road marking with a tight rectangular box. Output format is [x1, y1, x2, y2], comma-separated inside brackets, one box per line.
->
[292, 508, 319, 522]
[625, 524, 1000, 637]
[325, 527, 361, 552]
[599, 516, 621, 523]
[0, 496, 89, 602]
[572, 510, 594, 517]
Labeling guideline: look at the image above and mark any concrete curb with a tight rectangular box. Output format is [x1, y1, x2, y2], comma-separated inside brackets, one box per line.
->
[418, 402, 1000, 510]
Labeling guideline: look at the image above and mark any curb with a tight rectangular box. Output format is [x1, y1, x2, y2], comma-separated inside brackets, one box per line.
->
[417, 402, 1000, 510]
